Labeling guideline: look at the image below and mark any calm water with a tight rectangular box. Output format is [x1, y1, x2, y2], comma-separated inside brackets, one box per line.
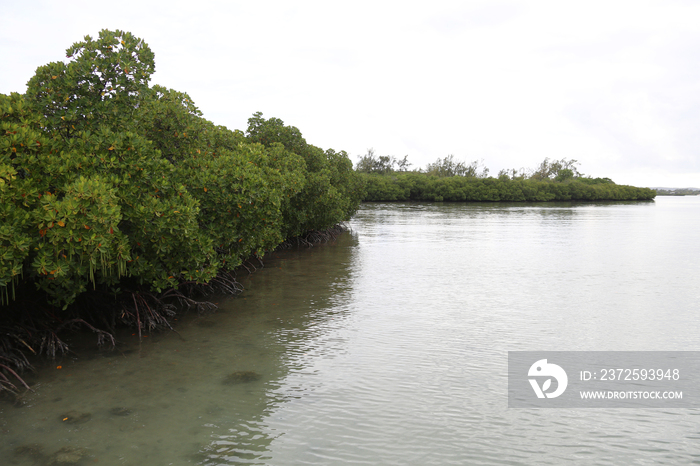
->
[2, 196, 699, 465]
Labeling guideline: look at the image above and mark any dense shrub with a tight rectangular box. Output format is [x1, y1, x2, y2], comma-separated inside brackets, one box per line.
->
[0, 29, 362, 315]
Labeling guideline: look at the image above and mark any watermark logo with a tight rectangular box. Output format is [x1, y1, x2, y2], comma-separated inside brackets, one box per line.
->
[528, 359, 568, 399]
[510, 352, 699, 408]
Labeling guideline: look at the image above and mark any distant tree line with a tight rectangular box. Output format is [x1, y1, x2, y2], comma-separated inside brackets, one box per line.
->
[654, 188, 699, 196]
[355, 151, 655, 202]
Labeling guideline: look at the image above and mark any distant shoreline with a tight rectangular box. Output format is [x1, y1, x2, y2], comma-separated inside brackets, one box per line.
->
[653, 188, 700, 196]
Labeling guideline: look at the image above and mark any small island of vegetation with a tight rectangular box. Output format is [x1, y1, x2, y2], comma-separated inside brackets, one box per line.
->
[354, 150, 656, 202]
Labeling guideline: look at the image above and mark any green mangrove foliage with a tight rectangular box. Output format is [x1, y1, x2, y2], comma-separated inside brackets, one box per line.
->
[0, 29, 362, 310]
[355, 148, 411, 174]
[424, 155, 489, 178]
[358, 155, 655, 202]
[246, 112, 363, 239]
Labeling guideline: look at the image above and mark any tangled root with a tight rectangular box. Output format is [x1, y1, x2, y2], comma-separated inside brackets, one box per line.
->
[277, 224, 347, 249]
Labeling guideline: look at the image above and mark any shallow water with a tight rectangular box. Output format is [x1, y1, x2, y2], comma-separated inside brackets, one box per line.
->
[1, 196, 699, 465]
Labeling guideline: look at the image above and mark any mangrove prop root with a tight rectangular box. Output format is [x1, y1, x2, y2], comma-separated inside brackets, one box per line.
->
[278, 224, 347, 249]
[240, 262, 253, 273]
[244, 260, 258, 273]
[55, 319, 116, 348]
[39, 332, 69, 359]
[0, 362, 32, 393]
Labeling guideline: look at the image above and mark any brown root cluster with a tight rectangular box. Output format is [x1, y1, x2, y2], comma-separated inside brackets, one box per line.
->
[0, 270, 244, 395]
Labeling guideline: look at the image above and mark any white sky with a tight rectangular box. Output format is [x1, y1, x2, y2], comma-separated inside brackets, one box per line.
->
[2, 0, 699, 188]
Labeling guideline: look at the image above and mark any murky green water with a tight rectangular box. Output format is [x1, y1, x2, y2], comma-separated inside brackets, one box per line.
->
[2, 196, 699, 465]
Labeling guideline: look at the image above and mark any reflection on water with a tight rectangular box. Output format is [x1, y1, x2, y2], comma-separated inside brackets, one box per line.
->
[1, 197, 699, 465]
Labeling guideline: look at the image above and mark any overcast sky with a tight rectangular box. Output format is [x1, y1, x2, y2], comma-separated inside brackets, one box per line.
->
[2, 0, 699, 187]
